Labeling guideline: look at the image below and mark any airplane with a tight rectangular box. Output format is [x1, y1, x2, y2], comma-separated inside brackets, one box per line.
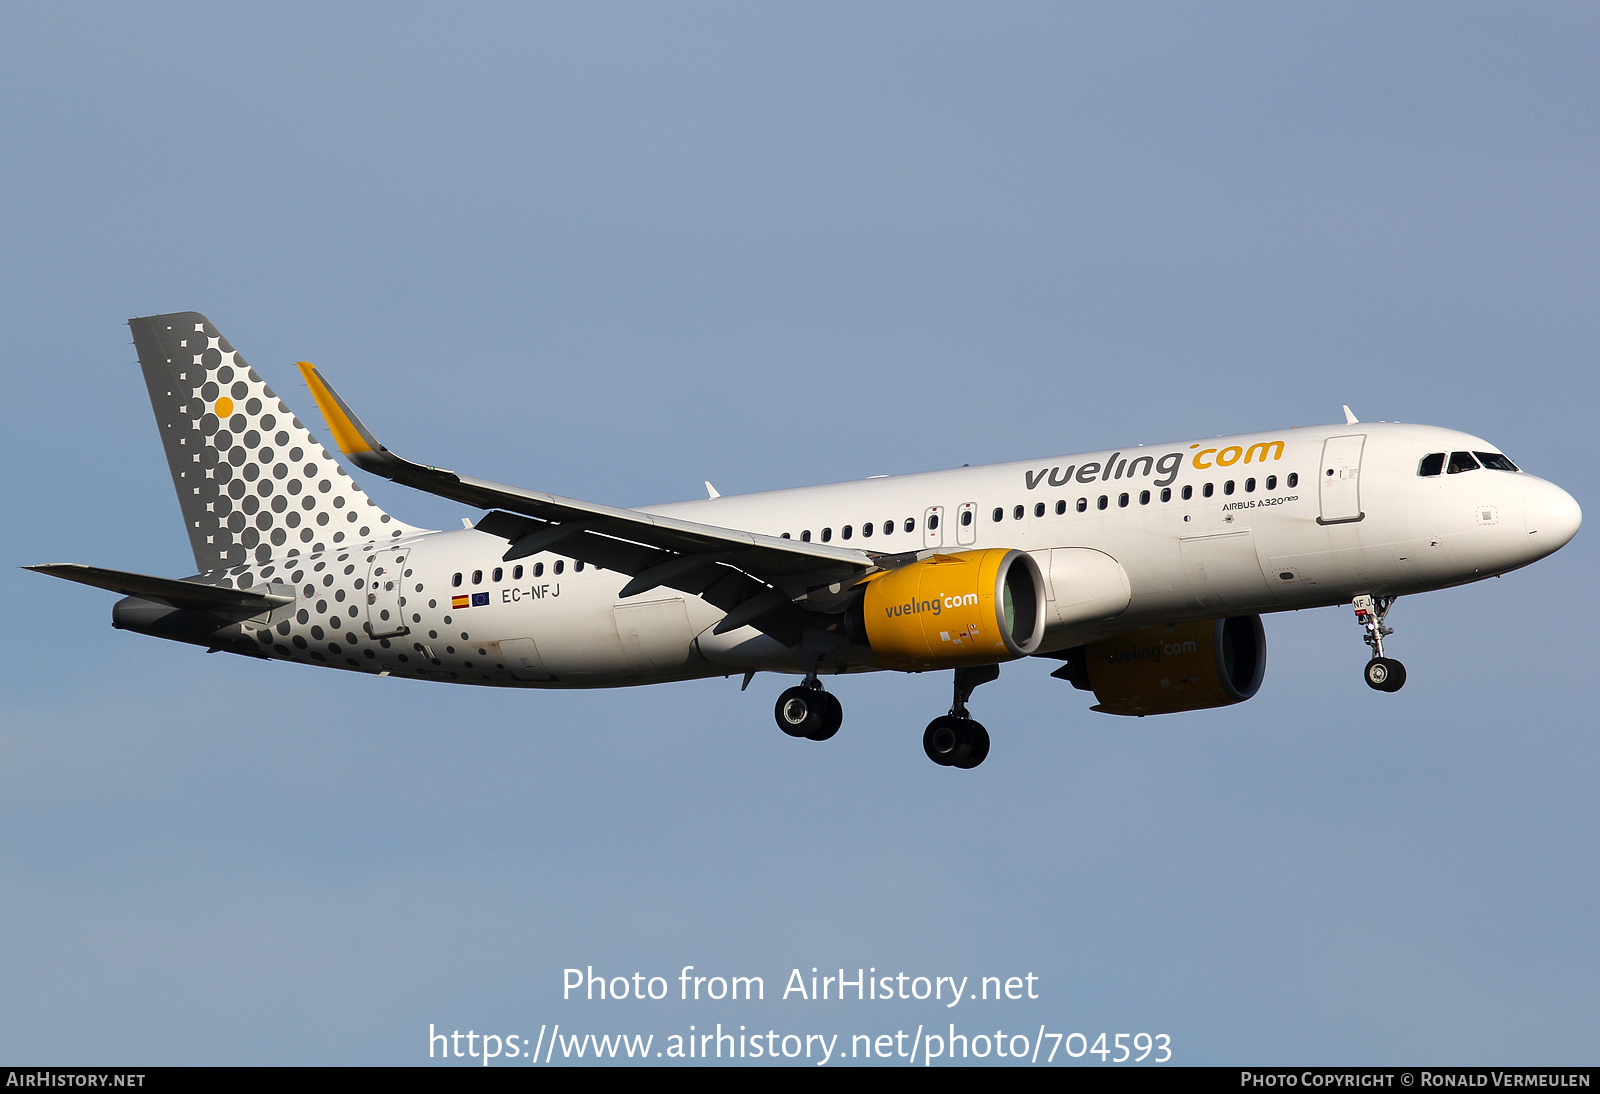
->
[29, 312, 1582, 770]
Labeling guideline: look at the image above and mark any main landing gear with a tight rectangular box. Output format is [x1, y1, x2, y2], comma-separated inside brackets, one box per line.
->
[774, 676, 843, 741]
[1354, 594, 1406, 693]
[924, 664, 999, 770]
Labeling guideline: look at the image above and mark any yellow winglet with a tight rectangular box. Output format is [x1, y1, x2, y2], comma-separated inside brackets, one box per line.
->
[297, 361, 376, 456]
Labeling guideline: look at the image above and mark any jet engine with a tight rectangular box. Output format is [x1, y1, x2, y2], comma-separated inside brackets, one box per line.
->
[1052, 616, 1266, 716]
[848, 549, 1046, 670]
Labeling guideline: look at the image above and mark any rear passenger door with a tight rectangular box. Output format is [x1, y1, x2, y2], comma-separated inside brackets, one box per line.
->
[366, 547, 410, 638]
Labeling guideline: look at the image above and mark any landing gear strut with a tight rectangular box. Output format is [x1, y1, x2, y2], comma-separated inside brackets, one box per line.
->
[774, 675, 843, 741]
[1354, 594, 1406, 693]
[924, 664, 998, 769]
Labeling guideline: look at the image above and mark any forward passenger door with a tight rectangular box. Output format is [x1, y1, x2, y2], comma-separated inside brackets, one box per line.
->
[1318, 435, 1366, 524]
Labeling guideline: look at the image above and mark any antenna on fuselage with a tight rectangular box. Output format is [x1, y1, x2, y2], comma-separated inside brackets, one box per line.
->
[1342, 405, 1360, 424]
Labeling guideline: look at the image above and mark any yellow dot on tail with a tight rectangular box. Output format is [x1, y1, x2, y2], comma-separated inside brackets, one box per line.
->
[214, 396, 234, 418]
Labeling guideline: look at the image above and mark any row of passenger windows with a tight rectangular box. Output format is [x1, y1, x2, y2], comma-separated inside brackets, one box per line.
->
[1418, 451, 1519, 477]
[451, 559, 587, 586]
[993, 473, 1299, 518]
[779, 473, 1301, 541]
[781, 516, 922, 543]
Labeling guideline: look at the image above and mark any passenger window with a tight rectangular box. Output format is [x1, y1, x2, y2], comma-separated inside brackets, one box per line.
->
[1224, 481, 1235, 495]
[861, 521, 873, 537]
[492, 567, 503, 581]
[575, 561, 584, 572]
[1118, 493, 1129, 508]
[1034, 502, 1045, 517]
[1139, 490, 1151, 505]
[534, 562, 544, 577]
[451, 572, 462, 587]
[1076, 498, 1088, 513]
[1181, 485, 1193, 500]
[1265, 475, 1277, 490]
[1475, 452, 1519, 472]
[472, 570, 483, 585]
[960, 510, 973, 526]
[554, 560, 564, 574]
[801, 530, 811, 542]
[1097, 495, 1108, 510]
[992, 508, 1004, 522]
[1287, 473, 1299, 488]
[513, 565, 523, 580]
[1447, 451, 1480, 474]
[1418, 453, 1445, 477]
[1160, 488, 1171, 502]
[1013, 505, 1024, 520]
[905, 517, 915, 532]
[1055, 500, 1067, 515]
[1245, 478, 1256, 493]
[1202, 483, 1214, 498]
[842, 525, 852, 540]
[883, 521, 895, 535]
[781, 532, 791, 539]
[821, 528, 832, 542]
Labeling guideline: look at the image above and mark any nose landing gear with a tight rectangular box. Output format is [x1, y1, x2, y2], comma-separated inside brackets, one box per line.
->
[1354, 594, 1406, 692]
[774, 676, 843, 741]
[923, 664, 999, 769]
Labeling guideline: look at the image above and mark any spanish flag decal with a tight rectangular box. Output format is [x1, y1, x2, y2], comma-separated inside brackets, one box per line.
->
[452, 594, 469, 609]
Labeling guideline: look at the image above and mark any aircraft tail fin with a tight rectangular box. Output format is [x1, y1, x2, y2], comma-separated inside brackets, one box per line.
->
[128, 312, 419, 573]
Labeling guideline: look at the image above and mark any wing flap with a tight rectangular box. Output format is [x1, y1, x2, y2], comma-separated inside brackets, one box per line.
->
[474, 511, 807, 643]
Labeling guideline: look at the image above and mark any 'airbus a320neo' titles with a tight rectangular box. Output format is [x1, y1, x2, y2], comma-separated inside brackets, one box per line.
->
[30, 313, 1582, 769]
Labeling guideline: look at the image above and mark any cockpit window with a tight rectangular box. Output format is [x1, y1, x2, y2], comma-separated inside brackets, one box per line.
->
[1446, 451, 1480, 474]
[1474, 451, 1519, 472]
[1418, 453, 1445, 477]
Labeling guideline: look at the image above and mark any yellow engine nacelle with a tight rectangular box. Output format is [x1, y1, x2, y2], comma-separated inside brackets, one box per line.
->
[853, 549, 1046, 670]
[1053, 616, 1266, 716]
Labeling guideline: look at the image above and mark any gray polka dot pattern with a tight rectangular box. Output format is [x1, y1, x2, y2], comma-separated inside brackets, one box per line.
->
[130, 312, 420, 573]
[123, 312, 536, 686]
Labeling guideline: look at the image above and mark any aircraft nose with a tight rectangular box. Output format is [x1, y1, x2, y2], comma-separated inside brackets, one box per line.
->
[1523, 477, 1582, 555]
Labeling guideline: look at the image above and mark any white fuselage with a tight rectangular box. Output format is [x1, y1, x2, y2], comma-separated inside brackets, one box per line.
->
[217, 421, 1578, 688]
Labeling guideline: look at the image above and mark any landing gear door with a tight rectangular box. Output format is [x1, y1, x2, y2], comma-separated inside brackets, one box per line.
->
[924, 506, 945, 549]
[366, 547, 410, 638]
[1318, 434, 1366, 525]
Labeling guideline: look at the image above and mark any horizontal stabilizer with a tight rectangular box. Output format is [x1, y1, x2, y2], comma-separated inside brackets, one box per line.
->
[25, 564, 292, 614]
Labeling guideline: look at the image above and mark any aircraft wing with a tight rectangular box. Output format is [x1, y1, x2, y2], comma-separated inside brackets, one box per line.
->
[298, 363, 886, 644]
[25, 564, 293, 614]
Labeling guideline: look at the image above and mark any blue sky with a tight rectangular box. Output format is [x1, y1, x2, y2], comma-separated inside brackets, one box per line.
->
[1, 2, 1596, 1065]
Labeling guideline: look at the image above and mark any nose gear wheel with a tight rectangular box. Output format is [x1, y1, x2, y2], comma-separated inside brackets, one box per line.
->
[1354, 594, 1406, 693]
[1364, 657, 1406, 692]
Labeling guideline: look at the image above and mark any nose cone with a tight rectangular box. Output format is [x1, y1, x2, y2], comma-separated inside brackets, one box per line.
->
[1523, 477, 1582, 557]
